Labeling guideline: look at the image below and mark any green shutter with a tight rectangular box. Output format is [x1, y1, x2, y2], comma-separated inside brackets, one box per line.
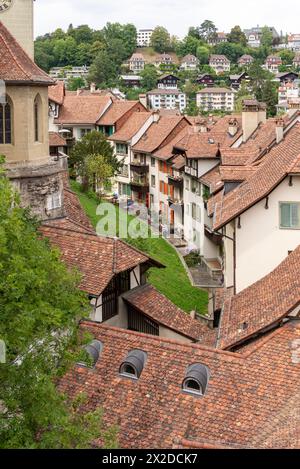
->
[291, 203, 300, 228]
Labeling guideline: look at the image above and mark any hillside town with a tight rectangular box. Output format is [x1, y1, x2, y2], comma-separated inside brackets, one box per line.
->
[1, 0, 300, 455]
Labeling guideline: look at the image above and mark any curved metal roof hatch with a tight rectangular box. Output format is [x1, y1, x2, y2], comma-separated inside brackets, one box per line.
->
[78, 340, 103, 368]
[119, 349, 147, 379]
[182, 363, 210, 396]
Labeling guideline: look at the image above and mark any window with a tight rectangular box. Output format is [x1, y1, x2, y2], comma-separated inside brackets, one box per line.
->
[151, 175, 156, 188]
[0, 99, 12, 145]
[47, 192, 62, 211]
[34, 95, 43, 143]
[191, 203, 201, 222]
[120, 164, 129, 178]
[185, 179, 190, 191]
[116, 143, 128, 155]
[80, 128, 91, 138]
[159, 180, 164, 193]
[151, 157, 155, 167]
[280, 202, 300, 229]
[182, 364, 210, 396]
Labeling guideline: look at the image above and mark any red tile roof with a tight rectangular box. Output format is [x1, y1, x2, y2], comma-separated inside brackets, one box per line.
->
[213, 123, 300, 230]
[123, 284, 217, 344]
[55, 95, 112, 125]
[153, 126, 190, 160]
[97, 101, 145, 126]
[0, 21, 53, 85]
[48, 81, 65, 105]
[200, 165, 224, 195]
[58, 320, 300, 448]
[49, 132, 67, 147]
[109, 112, 152, 142]
[132, 116, 188, 153]
[63, 188, 94, 232]
[218, 246, 300, 350]
[40, 223, 152, 296]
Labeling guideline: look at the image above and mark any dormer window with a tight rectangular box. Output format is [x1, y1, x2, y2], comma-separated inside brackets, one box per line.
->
[182, 363, 210, 396]
[0, 98, 12, 145]
[119, 349, 147, 380]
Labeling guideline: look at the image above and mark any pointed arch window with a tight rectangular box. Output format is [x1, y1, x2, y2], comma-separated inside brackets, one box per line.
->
[0, 98, 12, 145]
[34, 94, 43, 143]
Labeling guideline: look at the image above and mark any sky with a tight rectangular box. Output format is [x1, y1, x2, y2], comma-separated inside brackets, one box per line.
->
[35, 0, 299, 38]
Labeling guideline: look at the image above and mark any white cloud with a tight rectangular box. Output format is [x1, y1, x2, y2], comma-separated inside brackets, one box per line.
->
[35, 0, 299, 38]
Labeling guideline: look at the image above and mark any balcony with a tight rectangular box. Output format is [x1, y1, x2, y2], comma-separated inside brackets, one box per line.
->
[168, 175, 183, 189]
[130, 161, 149, 174]
[185, 166, 198, 178]
[168, 196, 184, 207]
[130, 178, 149, 193]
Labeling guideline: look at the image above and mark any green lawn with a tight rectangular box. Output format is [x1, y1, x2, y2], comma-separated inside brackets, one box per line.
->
[71, 181, 208, 314]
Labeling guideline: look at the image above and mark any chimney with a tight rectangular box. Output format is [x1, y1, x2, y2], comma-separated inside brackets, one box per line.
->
[228, 118, 238, 137]
[194, 117, 208, 133]
[242, 99, 267, 142]
[90, 82, 96, 94]
[275, 118, 284, 144]
[152, 110, 160, 123]
[139, 93, 148, 109]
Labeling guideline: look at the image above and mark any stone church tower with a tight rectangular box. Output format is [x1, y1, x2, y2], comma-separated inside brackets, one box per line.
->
[0, 1, 66, 221]
[0, 0, 34, 58]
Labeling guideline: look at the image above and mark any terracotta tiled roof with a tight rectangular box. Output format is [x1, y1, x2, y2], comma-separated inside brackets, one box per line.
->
[219, 165, 257, 182]
[58, 320, 300, 449]
[63, 188, 94, 232]
[40, 223, 151, 296]
[0, 21, 54, 85]
[200, 165, 224, 195]
[213, 123, 300, 230]
[55, 95, 112, 125]
[123, 284, 217, 344]
[210, 54, 230, 63]
[132, 116, 188, 153]
[153, 126, 190, 160]
[218, 246, 300, 350]
[48, 81, 65, 105]
[174, 131, 221, 159]
[97, 101, 145, 126]
[108, 112, 152, 142]
[172, 155, 186, 170]
[49, 132, 67, 147]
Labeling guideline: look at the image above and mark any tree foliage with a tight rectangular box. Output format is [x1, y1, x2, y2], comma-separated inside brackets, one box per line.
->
[150, 26, 172, 53]
[227, 26, 247, 47]
[0, 158, 118, 448]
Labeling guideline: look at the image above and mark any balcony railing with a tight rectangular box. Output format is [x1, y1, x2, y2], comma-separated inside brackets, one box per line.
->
[130, 161, 149, 174]
[168, 175, 183, 188]
[168, 196, 184, 207]
[130, 179, 149, 193]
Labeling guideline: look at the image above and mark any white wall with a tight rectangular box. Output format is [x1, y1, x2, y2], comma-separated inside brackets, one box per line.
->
[235, 176, 300, 292]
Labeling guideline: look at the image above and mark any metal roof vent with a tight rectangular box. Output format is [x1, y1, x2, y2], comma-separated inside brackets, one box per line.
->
[182, 363, 210, 396]
[119, 349, 147, 380]
[78, 340, 103, 368]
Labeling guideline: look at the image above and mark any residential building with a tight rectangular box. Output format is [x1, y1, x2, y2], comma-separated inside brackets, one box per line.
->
[137, 29, 153, 47]
[208, 107, 300, 294]
[49, 132, 67, 157]
[97, 100, 147, 137]
[209, 55, 230, 74]
[108, 111, 154, 199]
[180, 54, 199, 71]
[275, 71, 299, 83]
[155, 53, 174, 68]
[120, 75, 142, 88]
[157, 73, 180, 89]
[238, 54, 254, 67]
[229, 72, 249, 90]
[129, 53, 145, 72]
[49, 65, 90, 83]
[196, 88, 235, 112]
[207, 32, 228, 46]
[277, 81, 300, 113]
[130, 116, 190, 206]
[147, 88, 187, 112]
[244, 26, 280, 48]
[287, 33, 300, 51]
[196, 74, 215, 87]
[265, 55, 283, 73]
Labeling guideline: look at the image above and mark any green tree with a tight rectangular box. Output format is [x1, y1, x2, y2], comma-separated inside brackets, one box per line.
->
[88, 50, 118, 88]
[196, 45, 210, 64]
[214, 42, 246, 63]
[150, 26, 171, 53]
[140, 65, 158, 91]
[84, 154, 114, 195]
[279, 49, 295, 65]
[199, 20, 217, 42]
[0, 159, 118, 448]
[67, 77, 86, 91]
[260, 79, 279, 116]
[69, 25, 94, 44]
[227, 26, 247, 47]
[234, 81, 253, 112]
[70, 131, 122, 185]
